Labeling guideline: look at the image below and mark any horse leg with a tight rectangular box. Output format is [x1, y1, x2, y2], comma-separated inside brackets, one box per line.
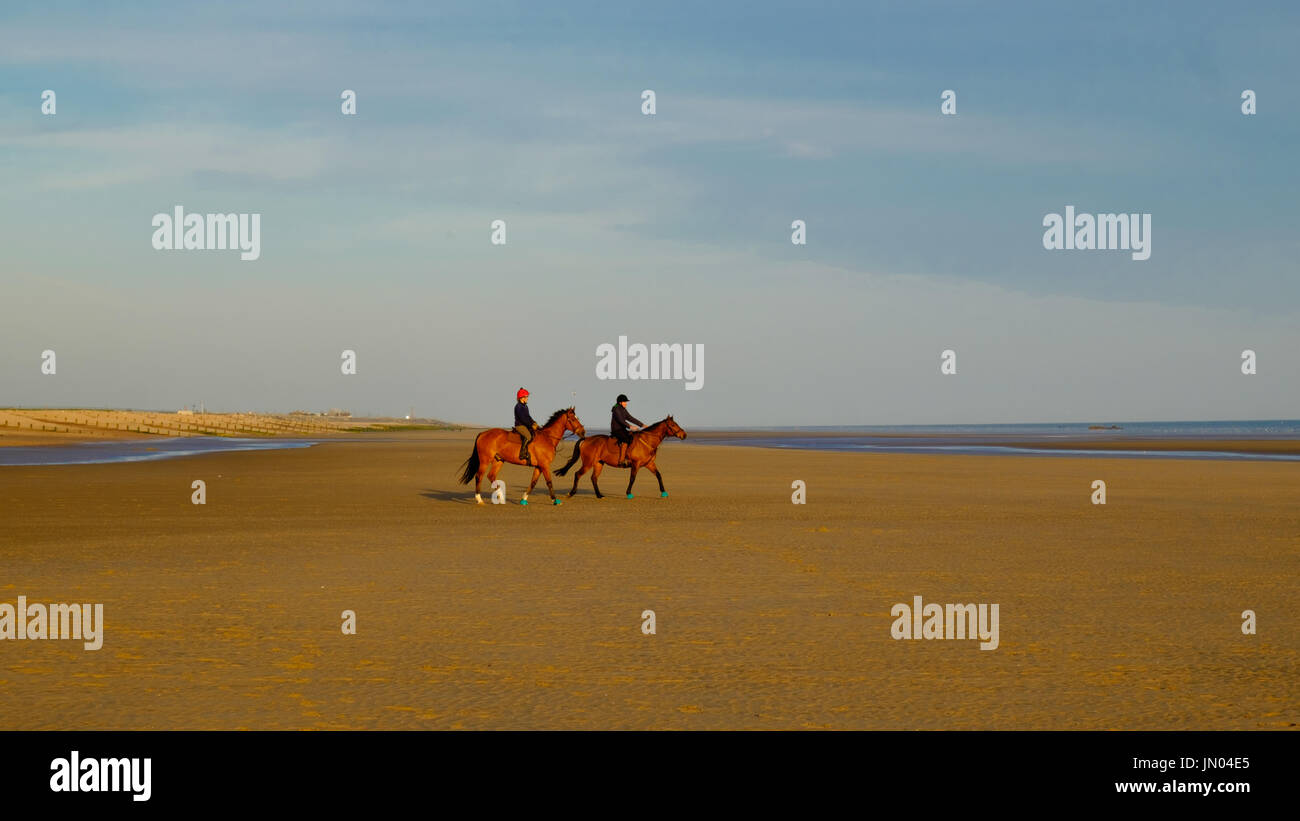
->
[591, 462, 605, 498]
[625, 463, 639, 499]
[568, 461, 587, 497]
[522, 467, 541, 505]
[647, 459, 667, 497]
[540, 464, 560, 504]
[484, 460, 504, 503]
[474, 451, 490, 504]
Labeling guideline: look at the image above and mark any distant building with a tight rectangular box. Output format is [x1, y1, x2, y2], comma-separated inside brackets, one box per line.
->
[177, 409, 194, 416]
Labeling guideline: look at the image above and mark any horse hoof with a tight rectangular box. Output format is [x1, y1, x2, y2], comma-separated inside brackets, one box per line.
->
[626, 493, 634, 499]
[553, 499, 562, 506]
[519, 499, 528, 506]
[661, 492, 668, 498]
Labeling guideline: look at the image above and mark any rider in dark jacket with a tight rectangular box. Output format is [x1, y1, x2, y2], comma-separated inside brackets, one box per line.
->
[610, 393, 643, 467]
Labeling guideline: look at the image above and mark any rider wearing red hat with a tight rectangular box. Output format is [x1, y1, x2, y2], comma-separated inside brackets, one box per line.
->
[513, 387, 539, 463]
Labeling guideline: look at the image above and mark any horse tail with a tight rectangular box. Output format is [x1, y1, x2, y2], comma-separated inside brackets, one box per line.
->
[554, 437, 584, 477]
[457, 432, 484, 484]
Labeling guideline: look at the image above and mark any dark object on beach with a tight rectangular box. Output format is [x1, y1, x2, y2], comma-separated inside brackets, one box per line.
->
[1089, 425, 1122, 430]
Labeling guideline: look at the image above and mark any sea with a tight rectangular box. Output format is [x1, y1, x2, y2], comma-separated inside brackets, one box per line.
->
[0, 437, 316, 466]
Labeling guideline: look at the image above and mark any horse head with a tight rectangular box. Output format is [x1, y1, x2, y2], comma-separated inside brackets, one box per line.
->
[665, 414, 687, 440]
[565, 406, 586, 438]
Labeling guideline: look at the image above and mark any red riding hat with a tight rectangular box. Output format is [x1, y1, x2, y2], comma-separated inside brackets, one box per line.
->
[517, 387, 529, 400]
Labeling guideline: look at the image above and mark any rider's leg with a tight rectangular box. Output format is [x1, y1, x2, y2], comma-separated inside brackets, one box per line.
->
[515, 425, 532, 462]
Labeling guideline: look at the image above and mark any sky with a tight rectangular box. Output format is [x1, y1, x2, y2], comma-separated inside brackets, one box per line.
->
[2, 0, 1297, 427]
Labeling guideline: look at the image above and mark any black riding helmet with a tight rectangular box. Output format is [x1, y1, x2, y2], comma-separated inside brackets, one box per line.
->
[616, 394, 629, 403]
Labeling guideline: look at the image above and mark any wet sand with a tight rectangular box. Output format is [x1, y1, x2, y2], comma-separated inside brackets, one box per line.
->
[1, 430, 1296, 729]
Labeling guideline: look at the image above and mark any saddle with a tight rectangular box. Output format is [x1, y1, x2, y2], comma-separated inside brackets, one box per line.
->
[493, 428, 533, 464]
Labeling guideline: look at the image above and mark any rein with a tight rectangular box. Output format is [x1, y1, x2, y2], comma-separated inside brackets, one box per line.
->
[637, 419, 671, 445]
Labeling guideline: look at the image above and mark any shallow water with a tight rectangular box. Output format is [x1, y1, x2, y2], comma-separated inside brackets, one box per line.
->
[691, 437, 1300, 461]
[686, 421, 1300, 461]
[0, 437, 316, 466]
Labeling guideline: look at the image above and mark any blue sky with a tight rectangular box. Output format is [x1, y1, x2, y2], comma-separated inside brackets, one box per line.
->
[2, 1, 1297, 425]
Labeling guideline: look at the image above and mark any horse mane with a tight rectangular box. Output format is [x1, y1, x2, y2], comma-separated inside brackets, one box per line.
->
[543, 407, 571, 427]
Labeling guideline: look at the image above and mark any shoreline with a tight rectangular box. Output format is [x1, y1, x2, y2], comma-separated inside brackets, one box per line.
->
[6, 424, 1300, 463]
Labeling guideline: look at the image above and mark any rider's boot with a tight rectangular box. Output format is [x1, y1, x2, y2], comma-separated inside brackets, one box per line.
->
[616, 441, 628, 468]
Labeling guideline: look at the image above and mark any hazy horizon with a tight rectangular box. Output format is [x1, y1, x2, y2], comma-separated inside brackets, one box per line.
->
[4, 405, 1300, 432]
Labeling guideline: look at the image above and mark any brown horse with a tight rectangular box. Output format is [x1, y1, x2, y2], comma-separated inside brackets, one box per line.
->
[457, 407, 586, 505]
[555, 416, 686, 499]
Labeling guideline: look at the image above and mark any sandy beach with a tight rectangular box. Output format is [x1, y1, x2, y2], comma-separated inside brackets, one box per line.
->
[1, 430, 1296, 729]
